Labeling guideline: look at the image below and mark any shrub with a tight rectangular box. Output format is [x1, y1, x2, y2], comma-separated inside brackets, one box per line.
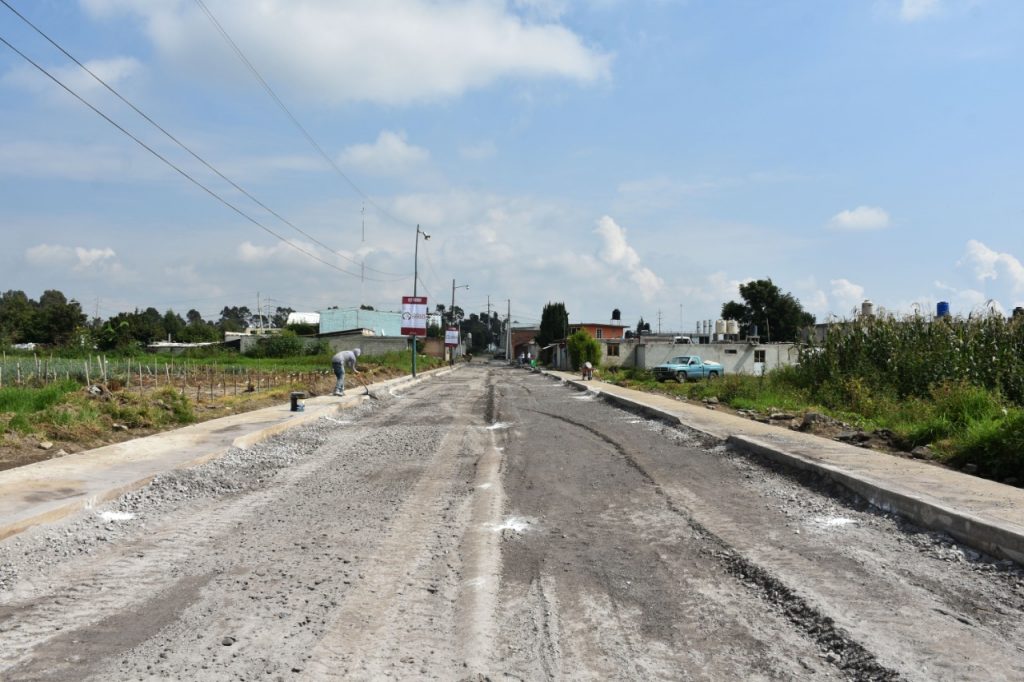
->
[566, 330, 601, 371]
[246, 331, 305, 358]
[950, 410, 1024, 482]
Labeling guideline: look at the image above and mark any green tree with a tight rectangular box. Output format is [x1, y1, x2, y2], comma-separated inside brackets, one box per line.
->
[635, 317, 651, 336]
[34, 290, 87, 345]
[721, 278, 815, 342]
[537, 302, 569, 348]
[162, 310, 186, 342]
[567, 329, 601, 370]
[0, 290, 34, 344]
[180, 309, 220, 342]
[218, 306, 252, 332]
[271, 306, 294, 328]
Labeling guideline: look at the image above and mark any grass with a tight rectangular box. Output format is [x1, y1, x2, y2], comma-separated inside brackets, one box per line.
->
[0, 350, 447, 448]
[602, 364, 1024, 484]
[0, 380, 80, 414]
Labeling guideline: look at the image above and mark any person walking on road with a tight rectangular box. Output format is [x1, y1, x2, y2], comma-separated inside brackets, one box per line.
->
[331, 348, 361, 396]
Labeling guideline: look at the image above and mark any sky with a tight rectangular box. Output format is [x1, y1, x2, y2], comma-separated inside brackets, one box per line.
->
[1, 0, 1023, 333]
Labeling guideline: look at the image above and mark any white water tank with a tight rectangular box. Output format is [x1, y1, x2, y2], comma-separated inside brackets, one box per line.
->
[726, 319, 739, 335]
[861, 300, 874, 318]
[715, 319, 726, 335]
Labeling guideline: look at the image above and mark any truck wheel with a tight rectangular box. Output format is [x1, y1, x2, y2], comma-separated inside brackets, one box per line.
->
[676, 371, 686, 383]
[708, 371, 719, 380]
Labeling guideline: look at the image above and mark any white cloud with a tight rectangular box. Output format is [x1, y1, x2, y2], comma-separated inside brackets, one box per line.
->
[830, 278, 866, 312]
[25, 243, 122, 273]
[593, 215, 664, 299]
[3, 56, 143, 97]
[958, 239, 1024, 293]
[81, 0, 611, 105]
[339, 131, 430, 178]
[827, 206, 890, 231]
[900, 0, 941, 22]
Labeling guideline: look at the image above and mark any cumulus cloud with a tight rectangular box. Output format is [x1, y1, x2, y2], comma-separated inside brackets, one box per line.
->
[25, 243, 121, 273]
[339, 131, 430, 177]
[900, 0, 941, 22]
[81, 0, 611, 105]
[958, 240, 1024, 293]
[830, 278, 866, 312]
[594, 215, 664, 298]
[827, 206, 890, 231]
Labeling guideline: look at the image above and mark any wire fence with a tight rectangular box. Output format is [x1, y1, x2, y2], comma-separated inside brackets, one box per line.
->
[0, 353, 334, 400]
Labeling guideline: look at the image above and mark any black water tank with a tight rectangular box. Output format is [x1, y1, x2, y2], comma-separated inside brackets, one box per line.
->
[612, 308, 621, 321]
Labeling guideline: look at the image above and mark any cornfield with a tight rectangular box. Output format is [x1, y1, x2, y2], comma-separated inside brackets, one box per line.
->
[798, 314, 1024, 405]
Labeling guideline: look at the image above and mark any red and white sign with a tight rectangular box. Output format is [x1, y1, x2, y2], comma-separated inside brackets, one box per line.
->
[444, 327, 459, 347]
[401, 296, 428, 336]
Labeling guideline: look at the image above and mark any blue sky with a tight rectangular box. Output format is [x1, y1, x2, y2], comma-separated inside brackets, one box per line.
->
[2, 0, 1022, 331]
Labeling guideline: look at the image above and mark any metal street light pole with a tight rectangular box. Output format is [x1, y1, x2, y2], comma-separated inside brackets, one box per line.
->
[412, 224, 430, 377]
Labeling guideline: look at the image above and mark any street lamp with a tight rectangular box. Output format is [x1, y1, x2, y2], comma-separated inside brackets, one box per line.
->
[451, 279, 469, 365]
[412, 225, 430, 377]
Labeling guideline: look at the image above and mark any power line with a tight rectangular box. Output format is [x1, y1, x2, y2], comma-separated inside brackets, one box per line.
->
[0, 0, 406, 281]
[193, 0, 415, 233]
[0, 31, 388, 282]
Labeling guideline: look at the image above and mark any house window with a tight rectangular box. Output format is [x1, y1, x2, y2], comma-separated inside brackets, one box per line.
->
[754, 350, 766, 363]
[595, 328, 603, 339]
[725, 349, 738, 355]
[606, 344, 619, 356]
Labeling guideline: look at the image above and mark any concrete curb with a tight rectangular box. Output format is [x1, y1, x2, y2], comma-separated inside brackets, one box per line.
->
[539, 370, 1024, 563]
[0, 365, 456, 541]
[730, 435, 1024, 564]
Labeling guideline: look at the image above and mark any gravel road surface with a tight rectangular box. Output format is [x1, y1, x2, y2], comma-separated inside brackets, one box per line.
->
[1, 365, 1022, 680]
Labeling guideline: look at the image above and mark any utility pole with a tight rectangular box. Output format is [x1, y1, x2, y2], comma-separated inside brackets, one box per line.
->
[657, 309, 662, 335]
[412, 225, 430, 377]
[506, 299, 511, 363]
[451, 279, 469, 364]
[257, 292, 263, 333]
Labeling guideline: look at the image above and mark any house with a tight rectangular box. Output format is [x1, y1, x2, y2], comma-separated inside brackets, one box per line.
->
[567, 322, 627, 340]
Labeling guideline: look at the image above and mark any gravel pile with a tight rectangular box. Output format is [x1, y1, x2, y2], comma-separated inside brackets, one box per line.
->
[0, 403, 378, 593]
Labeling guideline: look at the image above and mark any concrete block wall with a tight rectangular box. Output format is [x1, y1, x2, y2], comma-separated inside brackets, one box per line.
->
[601, 340, 798, 375]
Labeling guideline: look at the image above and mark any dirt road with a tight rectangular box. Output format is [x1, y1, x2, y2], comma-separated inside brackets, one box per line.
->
[1, 365, 1023, 680]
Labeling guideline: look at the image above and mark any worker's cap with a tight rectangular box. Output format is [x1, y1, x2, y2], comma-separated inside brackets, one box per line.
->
[353, 348, 361, 356]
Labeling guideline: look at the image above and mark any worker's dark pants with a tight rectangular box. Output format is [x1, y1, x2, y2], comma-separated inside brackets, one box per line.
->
[332, 361, 345, 394]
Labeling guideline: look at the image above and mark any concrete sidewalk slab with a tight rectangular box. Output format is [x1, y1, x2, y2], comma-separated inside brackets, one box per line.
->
[543, 370, 1024, 563]
[0, 367, 455, 541]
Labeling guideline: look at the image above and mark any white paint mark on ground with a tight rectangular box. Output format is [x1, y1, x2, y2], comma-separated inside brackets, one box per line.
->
[477, 483, 493, 490]
[573, 393, 596, 400]
[98, 510, 135, 522]
[810, 516, 857, 529]
[491, 516, 535, 533]
[323, 417, 351, 425]
[487, 422, 512, 430]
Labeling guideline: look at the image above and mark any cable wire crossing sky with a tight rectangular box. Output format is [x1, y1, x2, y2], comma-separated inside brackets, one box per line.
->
[1, 0, 1022, 325]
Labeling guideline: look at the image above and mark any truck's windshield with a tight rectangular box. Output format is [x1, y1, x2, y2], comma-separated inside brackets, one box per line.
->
[670, 356, 691, 364]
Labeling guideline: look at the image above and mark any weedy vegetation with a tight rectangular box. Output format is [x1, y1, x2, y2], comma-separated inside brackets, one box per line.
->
[606, 314, 1024, 484]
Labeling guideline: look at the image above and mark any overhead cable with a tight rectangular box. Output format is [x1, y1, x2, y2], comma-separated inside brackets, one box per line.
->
[0, 0, 406, 281]
[193, 0, 415, 233]
[0, 32, 387, 281]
